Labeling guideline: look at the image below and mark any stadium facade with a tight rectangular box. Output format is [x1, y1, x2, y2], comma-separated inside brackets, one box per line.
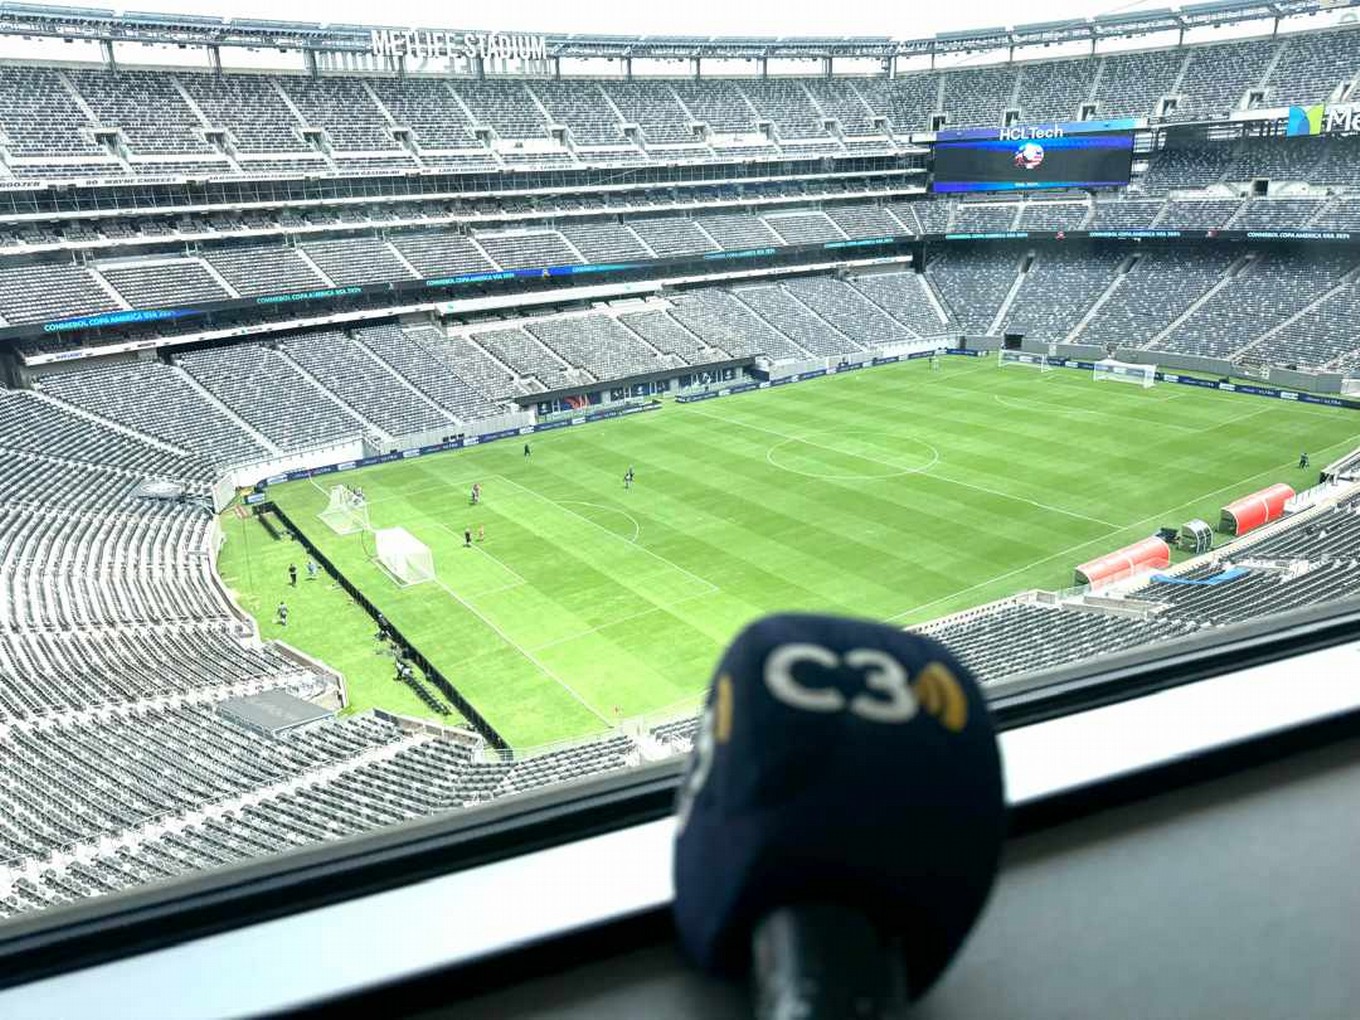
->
[4, 0, 1360, 919]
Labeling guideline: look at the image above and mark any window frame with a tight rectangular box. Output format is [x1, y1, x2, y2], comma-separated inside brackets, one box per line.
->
[1, 598, 1358, 1005]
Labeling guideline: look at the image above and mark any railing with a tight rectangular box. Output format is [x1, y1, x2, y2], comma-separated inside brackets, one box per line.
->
[263, 500, 511, 751]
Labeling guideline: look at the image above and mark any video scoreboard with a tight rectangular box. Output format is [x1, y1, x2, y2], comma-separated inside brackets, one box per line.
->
[931, 119, 1137, 195]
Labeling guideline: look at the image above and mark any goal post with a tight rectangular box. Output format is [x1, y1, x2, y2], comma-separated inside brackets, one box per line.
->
[1094, 358, 1156, 389]
[998, 349, 1051, 372]
[374, 527, 435, 587]
[318, 484, 369, 535]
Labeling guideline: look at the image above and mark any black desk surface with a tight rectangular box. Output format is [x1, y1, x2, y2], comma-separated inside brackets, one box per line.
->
[435, 736, 1360, 1020]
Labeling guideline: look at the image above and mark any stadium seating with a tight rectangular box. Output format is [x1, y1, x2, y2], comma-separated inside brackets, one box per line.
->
[695, 213, 784, 250]
[559, 221, 652, 262]
[924, 248, 1024, 335]
[0, 33, 1353, 171]
[205, 246, 328, 297]
[940, 65, 1016, 131]
[953, 203, 1021, 233]
[302, 237, 416, 286]
[1155, 250, 1355, 359]
[1230, 197, 1327, 230]
[628, 216, 720, 257]
[916, 602, 1198, 684]
[1140, 147, 1233, 193]
[386, 231, 497, 278]
[781, 275, 916, 346]
[617, 307, 723, 363]
[734, 285, 861, 357]
[277, 330, 454, 438]
[825, 203, 906, 239]
[431, 331, 524, 399]
[0, 264, 118, 325]
[99, 260, 233, 306]
[1167, 41, 1264, 121]
[354, 324, 502, 422]
[473, 231, 582, 270]
[0, 389, 211, 483]
[1001, 249, 1127, 342]
[1080, 248, 1237, 349]
[471, 327, 583, 387]
[525, 313, 681, 379]
[1267, 278, 1360, 368]
[849, 271, 953, 337]
[177, 72, 308, 152]
[1017, 201, 1088, 232]
[178, 344, 370, 452]
[1016, 58, 1098, 125]
[667, 288, 810, 360]
[9, 20, 1360, 925]
[1156, 197, 1242, 229]
[36, 361, 273, 467]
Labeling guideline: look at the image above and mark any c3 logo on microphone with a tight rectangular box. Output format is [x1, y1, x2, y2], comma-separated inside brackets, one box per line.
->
[763, 644, 968, 732]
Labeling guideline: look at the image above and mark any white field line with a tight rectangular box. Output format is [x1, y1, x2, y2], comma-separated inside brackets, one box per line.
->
[355, 475, 487, 507]
[493, 475, 720, 595]
[433, 521, 527, 585]
[559, 500, 642, 543]
[431, 576, 609, 725]
[991, 392, 1200, 432]
[687, 406, 1122, 529]
[882, 431, 1360, 624]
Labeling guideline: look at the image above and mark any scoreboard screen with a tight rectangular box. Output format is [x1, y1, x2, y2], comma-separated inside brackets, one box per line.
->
[931, 131, 1134, 195]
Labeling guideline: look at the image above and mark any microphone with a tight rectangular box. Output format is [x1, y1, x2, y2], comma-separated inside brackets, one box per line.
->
[673, 613, 1005, 1018]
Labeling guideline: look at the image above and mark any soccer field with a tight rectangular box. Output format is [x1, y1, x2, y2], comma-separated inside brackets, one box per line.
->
[225, 357, 1360, 747]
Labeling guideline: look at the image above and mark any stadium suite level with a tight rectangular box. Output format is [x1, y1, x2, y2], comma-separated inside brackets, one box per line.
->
[6, 0, 1360, 933]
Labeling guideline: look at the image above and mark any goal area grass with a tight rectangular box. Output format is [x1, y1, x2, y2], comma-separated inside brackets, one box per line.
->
[217, 356, 1360, 748]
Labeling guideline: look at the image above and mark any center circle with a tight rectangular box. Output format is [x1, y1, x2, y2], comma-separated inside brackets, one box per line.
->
[766, 430, 940, 480]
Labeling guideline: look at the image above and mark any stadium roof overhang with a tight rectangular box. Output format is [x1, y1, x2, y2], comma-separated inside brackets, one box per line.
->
[0, 0, 1356, 59]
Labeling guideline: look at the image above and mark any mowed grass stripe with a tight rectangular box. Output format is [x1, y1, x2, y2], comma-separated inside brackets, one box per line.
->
[563, 413, 1048, 613]
[253, 357, 1360, 746]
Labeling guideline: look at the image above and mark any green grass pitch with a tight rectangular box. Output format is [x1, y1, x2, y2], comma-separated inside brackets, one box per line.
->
[217, 357, 1360, 747]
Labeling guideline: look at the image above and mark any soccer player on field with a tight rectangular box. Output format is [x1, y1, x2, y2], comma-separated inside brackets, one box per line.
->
[1299, 451, 1310, 469]
[478, 524, 486, 543]
[624, 466, 634, 490]
[464, 528, 473, 548]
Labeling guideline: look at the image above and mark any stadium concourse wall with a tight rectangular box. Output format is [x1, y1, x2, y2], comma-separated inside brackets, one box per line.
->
[1017, 339, 1351, 395]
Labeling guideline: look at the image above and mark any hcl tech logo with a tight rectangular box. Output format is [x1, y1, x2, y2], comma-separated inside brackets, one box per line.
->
[999, 124, 1064, 141]
[1013, 142, 1045, 170]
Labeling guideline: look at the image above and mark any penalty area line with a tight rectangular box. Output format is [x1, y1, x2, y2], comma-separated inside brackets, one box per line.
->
[432, 577, 611, 726]
[492, 475, 719, 596]
[433, 521, 527, 585]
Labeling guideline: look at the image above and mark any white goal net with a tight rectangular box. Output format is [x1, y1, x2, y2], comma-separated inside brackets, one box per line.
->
[318, 485, 369, 535]
[1094, 359, 1156, 389]
[998, 349, 1051, 371]
[374, 527, 434, 587]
